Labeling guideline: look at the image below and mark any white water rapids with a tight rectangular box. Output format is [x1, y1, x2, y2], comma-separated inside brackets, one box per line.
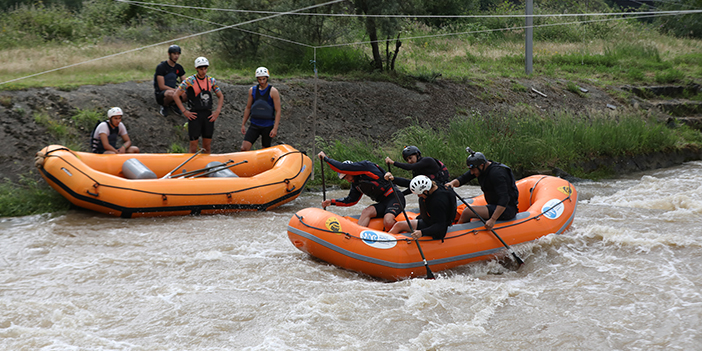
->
[1, 161, 701, 350]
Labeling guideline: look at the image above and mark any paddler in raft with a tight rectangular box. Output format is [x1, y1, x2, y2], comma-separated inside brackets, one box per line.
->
[318, 151, 405, 231]
[387, 175, 457, 240]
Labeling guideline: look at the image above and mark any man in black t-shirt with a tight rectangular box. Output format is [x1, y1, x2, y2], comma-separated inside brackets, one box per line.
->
[154, 45, 186, 117]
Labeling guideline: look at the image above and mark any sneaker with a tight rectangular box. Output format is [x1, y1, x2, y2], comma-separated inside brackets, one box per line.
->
[159, 105, 168, 117]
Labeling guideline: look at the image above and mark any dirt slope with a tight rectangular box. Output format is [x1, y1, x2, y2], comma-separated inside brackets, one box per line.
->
[0, 76, 678, 182]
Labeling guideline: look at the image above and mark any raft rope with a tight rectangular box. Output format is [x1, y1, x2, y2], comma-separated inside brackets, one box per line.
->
[293, 180, 575, 243]
[40, 148, 309, 197]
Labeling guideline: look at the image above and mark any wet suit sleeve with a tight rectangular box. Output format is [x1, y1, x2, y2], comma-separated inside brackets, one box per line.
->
[393, 157, 440, 175]
[332, 185, 363, 207]
[456, 170, 476, 186]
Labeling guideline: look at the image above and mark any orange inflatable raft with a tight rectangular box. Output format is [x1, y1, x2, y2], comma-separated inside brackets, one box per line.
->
[288, 175, 577, 281]
[36, 144, 312, 218]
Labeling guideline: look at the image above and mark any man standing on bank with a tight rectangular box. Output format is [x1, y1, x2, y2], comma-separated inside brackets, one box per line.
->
[153, 45, 186, 117]
[173, 57, 224, 154]
[240, 67, 281, 151]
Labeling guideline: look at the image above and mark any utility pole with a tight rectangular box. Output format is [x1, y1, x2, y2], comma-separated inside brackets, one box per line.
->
[525, 0, 533, 75]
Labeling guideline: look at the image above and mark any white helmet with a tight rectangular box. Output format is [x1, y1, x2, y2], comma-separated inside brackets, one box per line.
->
[410, 175, 432, 195]
[194, 57, 210, 68]
[107, 107, 123, 118]
[255, 66, 269, 77]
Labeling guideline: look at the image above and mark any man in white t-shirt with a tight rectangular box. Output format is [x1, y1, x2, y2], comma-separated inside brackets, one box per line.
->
[91, 107, 140, 154]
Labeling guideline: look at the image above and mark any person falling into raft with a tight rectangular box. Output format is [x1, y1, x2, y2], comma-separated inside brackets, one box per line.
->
[318, 151, 405, 231]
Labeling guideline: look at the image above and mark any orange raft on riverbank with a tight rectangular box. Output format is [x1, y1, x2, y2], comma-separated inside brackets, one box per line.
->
[36, 144, 312, 218]
[288, 175, 578, 281]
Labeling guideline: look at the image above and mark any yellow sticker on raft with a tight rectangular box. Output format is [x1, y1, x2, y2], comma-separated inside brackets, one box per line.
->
[325, 217, 342, 233]
[557, 186, 573, 196]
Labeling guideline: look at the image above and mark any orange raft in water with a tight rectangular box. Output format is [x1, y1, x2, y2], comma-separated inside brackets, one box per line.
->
[36, 144, 312, 218]
[288, 175, 578, 281]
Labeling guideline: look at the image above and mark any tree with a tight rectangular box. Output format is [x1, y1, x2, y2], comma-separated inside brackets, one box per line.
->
[351, 0, 406, 71]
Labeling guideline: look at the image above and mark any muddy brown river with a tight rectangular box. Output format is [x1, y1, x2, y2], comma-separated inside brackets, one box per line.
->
[1, 162, 701, 350]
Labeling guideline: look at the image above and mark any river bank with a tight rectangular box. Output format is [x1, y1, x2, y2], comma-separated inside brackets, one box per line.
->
[1, 77, 700, 184]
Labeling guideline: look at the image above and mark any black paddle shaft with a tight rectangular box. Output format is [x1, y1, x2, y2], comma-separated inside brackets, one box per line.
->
[320, 157, 327, 210]
[389, 178, 435, 280]
[451, 188, 525, 266]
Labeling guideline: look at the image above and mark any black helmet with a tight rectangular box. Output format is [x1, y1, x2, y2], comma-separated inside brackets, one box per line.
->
[401, 145, 421, 161]
[168, 45, 181, 54]
[466, 148, 487, 169]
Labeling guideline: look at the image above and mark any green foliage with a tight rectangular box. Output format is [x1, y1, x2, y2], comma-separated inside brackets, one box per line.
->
[71, 108, 103, 133]
[655, 69, 685, 84]
[0, 4, 84, 48]
[653, 0, 702, 39]
[0, 176, 70, 217]
[169, 142, 187, 153]
[315, 110, 699, 183]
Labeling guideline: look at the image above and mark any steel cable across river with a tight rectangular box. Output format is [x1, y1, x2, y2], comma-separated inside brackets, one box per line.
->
[1, 161, 701, 350]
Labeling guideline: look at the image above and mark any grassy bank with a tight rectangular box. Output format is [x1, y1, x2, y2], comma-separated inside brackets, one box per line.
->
[313, 110, 702, 186]
[3, 108, 701, 217]
[0, 176, 71, 217]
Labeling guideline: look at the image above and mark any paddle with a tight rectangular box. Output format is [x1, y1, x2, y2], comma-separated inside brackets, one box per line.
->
[320, 157, 327, 210]
[162, 148, 205, 179]
[451, 188, 525, 266]
[389, 178, 435, 280]
[191, 160, 247, 178]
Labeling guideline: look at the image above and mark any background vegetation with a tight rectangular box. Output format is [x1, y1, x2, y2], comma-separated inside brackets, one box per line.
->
[1, 0, 702, 216]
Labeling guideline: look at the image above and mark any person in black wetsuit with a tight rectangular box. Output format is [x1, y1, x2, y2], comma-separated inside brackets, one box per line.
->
[318, 151, 405, 231]
[447, 148, 519, 229]
[384, 145, 450, 195]
[153, 45, 186, 117]
[240, 67, 281, 151]
[388, 175, 457, 240]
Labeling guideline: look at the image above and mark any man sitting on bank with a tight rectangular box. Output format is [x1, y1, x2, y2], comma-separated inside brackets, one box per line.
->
[90, 107, 140, 154]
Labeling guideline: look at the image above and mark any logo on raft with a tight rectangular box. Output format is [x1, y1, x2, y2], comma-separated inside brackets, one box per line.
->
[360, 230, 397, 249]
[542, 199, 565, 220]
[557, 185, 573, 196]
[325, 217, 342, 233]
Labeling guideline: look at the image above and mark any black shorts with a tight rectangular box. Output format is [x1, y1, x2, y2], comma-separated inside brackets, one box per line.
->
[487, 204, 518, 221]
[244, 124, 274, 148]
[372, 191, 405, 218]
[188, 110, 215, 140]
[155, 90, 166, 106]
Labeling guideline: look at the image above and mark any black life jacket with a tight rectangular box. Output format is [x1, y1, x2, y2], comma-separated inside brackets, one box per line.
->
[353, 164, 394, 202]
[90, 120, 119, 153]
[186, 76, 213, 112]
[428, 157, 450, 184]
[250, 85, 275, 120]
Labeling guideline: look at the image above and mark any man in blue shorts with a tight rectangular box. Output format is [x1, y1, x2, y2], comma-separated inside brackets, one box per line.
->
[240, 67, 281, 151]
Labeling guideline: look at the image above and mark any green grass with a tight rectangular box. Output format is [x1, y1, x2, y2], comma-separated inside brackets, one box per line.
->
[0, 176, 71, 217]
[312, 109, 702, 184]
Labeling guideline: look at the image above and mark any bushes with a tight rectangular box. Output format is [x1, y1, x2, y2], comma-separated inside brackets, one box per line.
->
[0, 4, 84, 47]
